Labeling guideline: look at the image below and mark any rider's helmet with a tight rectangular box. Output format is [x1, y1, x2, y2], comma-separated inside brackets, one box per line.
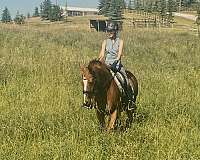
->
[106, 21, 118, 32]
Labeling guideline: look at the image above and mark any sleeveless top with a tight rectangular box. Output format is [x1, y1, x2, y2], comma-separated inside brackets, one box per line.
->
[105, 38, 120, 65]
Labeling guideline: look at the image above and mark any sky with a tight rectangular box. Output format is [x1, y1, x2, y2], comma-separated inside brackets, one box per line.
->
[0, 0, 99, 17]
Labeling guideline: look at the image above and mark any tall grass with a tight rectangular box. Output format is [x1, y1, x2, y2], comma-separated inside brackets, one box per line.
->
[0, 25, 200, 159]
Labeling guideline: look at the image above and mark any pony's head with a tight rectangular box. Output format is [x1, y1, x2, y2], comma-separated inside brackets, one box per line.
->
[80, 64, 96, 108]
[80, 60, 111, 108]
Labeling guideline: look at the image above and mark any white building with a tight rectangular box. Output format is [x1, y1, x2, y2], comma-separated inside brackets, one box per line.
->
[62, 6, 98, 16]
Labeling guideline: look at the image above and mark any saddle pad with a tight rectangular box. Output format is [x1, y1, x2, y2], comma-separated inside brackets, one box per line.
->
[109, 70, 125, 94]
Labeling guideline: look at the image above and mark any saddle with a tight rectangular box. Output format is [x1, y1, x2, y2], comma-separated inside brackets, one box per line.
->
[108, 61, 135, 110]
[109, 68, 133, 98]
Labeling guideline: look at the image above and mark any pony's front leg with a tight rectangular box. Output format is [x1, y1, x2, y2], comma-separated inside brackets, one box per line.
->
[107, 109, 117, 132]
[96, 109, 105, 131]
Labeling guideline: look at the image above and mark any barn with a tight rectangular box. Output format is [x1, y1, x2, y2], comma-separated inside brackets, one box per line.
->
[62, 6, 98, 17]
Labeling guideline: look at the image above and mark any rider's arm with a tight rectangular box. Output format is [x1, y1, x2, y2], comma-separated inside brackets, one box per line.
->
[99, 40, 106, 61]
[117, 39, 124, 61]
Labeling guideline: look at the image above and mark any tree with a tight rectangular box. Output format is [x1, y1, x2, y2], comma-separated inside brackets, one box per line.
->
[167, 0, 176, 26]
[40, 0, 52, 20]
[135, 0, 142, 13]
[98, 0, 112, 16]
[98, 0, 125, 18]
[108, 0, 124, 20]
[49, 5, 63, 21]
[27, 13, 31, 19]
[159, 0, 167, 20]
[14, 11, 25, 24]
[146, 2, 153, 13]
[128, 0, 134, 10]
[1, 7, 12, 23]
[104, 0, 112, 16]
[152, 1, 160, 12]
[98, 0, 107, 15]
[33, 7, 40, 17]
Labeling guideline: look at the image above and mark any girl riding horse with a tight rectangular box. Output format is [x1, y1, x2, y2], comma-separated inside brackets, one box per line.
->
[98, 22, 134, 109]
[80, 22, 138, 131]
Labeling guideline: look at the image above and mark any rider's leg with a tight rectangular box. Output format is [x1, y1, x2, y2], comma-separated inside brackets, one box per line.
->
[118, 66, 131, 97]
[118, 65, 134, 110]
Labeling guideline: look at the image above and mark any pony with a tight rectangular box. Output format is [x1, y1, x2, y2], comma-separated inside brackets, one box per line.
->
[80, 59, 138, 131]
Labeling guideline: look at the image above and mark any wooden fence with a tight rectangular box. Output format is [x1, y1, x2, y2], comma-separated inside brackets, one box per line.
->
[131, 18, 176, 28]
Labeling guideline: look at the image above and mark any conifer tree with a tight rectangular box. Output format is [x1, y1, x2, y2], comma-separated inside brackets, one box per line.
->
[135, 0, 142, 13]
[167, 0, 176, 22]
[27, 13, 31, 19]
[104, 0, 112, 17]
[49, 5, 63, 21]
[159, 0, 167, 20]
[40, 0, 52, 20]
[14, 11, 25, 24]
[1, 7, 12, 23]
[128, 0, 134, 10]
[108, 0, 124, 20]
[33, 7, 40, 17]
[98, 0, 125, 19]
[98, 0, 107, 15]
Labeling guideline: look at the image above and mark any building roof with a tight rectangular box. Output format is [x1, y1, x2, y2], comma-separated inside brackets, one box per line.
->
[62, 6, 98, 12]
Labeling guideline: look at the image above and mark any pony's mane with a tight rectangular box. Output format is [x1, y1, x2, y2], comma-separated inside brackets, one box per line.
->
[88, 59, 107, 71]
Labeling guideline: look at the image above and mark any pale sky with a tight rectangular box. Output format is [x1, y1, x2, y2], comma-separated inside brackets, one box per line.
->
[0, 0, 99, 17]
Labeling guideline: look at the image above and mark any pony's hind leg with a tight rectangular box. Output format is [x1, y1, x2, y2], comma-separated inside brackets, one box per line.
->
[125, 109, 135, 129]
[107, 110, 117, 132]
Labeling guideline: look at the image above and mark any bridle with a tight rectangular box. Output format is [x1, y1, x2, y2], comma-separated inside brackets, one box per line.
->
[82, 76, 96, 96]
[82, 75, 96, 109]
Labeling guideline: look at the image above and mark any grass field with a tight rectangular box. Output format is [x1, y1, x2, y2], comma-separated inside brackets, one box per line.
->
[0, 17, 200, 159]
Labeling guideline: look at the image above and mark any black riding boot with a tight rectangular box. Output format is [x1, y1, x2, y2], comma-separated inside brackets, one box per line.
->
[125, 86, 135, 110]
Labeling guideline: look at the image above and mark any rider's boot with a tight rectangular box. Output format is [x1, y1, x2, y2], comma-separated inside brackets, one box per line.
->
[125, 86, 135, 110]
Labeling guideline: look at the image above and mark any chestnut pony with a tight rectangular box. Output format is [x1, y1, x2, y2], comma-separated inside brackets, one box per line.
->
[80, 59, 138, 131]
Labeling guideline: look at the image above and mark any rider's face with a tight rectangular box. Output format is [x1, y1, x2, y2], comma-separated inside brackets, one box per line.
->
[107, 31, 115, 38]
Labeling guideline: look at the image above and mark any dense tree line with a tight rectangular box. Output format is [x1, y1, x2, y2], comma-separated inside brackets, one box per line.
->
[126, 0, 200, 24]
[127, 0, 200, 12]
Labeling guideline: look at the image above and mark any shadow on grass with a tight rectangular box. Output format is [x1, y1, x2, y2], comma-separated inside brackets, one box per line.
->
[134, 110, 149, 124]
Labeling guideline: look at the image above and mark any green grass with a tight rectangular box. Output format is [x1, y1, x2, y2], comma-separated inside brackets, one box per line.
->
[0, 24, 200, 159]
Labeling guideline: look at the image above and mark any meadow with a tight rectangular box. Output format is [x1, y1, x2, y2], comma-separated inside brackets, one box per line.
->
[0, 18, 200, 159]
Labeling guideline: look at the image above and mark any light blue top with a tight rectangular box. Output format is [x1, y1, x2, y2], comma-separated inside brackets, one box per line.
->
[105, 38, 120, 65]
